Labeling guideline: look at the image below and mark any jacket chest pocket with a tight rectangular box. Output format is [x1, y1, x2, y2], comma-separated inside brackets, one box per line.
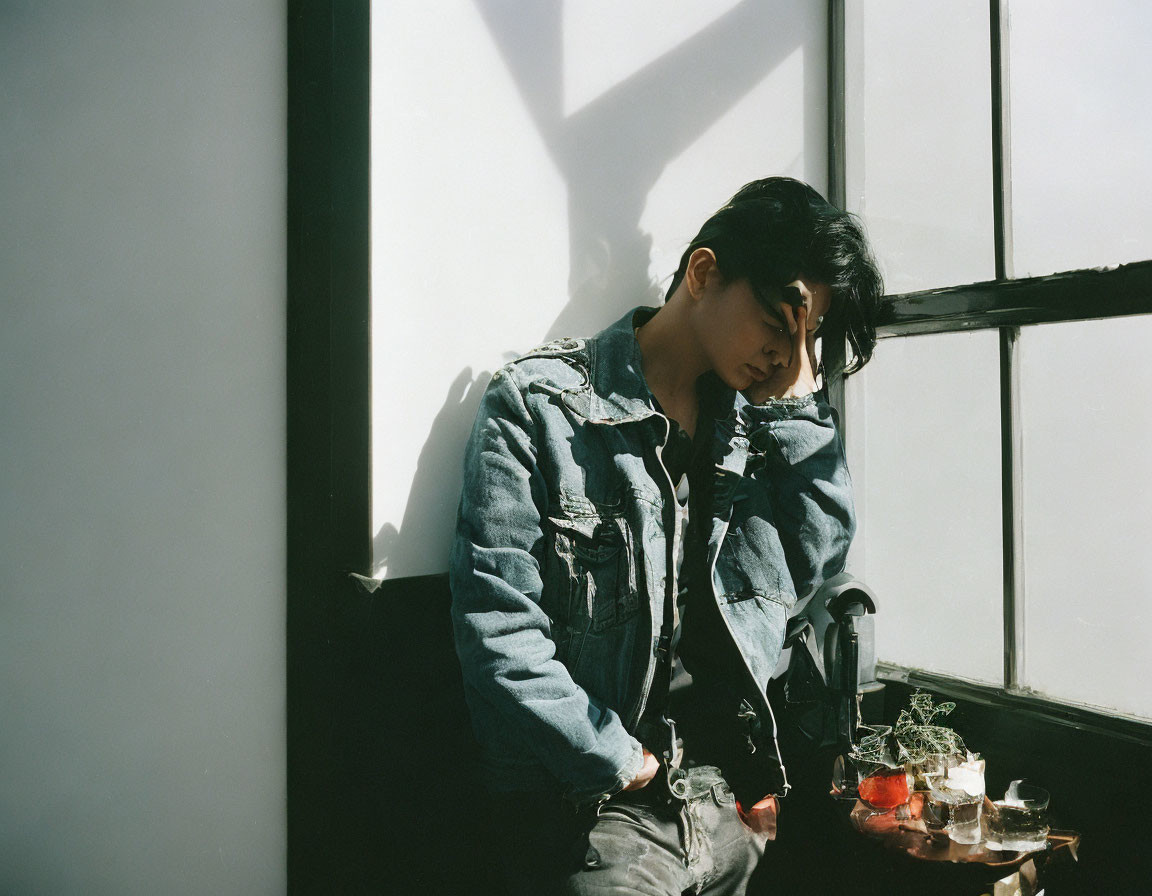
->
[546, 511, 641, 634]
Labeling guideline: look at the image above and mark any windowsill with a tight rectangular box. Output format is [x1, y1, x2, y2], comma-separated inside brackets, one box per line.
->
[876, 662, 1152, 747]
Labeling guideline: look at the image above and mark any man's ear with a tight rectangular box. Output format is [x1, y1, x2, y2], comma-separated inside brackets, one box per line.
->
[684, 248, 719, 300]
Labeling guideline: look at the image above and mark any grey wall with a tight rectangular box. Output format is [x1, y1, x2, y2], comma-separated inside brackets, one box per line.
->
[0, 2, 285, 892]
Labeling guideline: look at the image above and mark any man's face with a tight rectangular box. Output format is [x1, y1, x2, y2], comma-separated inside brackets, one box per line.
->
[696, 276, 831, 391]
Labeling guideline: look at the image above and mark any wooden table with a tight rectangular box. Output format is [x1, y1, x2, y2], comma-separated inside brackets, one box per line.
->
[847, 792, 1080, 893]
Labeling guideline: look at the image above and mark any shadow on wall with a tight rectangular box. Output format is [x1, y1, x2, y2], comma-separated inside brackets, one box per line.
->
[373, 0, 808, 579]
[373, 366, 489, 578]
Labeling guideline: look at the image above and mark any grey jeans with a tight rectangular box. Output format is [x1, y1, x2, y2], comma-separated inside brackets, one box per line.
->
[489, 765, 768, 896]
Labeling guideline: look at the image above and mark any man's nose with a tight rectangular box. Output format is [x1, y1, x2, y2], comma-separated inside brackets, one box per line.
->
[764, 338, 792, 367]
[763, 340, 786, 364]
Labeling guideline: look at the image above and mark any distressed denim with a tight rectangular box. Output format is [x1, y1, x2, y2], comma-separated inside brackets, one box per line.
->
[450, 306, 855, 806]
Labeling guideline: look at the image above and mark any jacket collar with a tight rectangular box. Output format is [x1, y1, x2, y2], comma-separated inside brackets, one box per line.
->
[569, 306, 657, 424]
[572, 306, 745, 433]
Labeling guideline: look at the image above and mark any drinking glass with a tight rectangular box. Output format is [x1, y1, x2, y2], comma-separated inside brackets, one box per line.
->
[925, 756, 986, 844]
[986, 780, 1050, 852]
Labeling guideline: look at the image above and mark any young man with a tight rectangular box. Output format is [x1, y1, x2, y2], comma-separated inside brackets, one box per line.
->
[450, 177, 882, 894]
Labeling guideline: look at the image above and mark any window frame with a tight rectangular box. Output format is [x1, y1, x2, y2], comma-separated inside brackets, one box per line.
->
[830, 0, 1152, 741]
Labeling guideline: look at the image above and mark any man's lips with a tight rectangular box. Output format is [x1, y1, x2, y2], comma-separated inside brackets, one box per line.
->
[747, 364, 768, 382]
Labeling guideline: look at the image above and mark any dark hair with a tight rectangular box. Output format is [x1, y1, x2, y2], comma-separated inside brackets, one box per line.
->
[666, 177, 882, 375]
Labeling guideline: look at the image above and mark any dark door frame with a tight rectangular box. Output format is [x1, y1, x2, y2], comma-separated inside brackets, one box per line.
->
[287, 1, 372, 889]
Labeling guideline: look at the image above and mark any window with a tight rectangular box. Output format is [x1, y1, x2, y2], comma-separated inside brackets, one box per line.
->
[1017, 316, 1152, 720]
[1008, 2, 1152, 276]
[838, 0, 1152, 724]
[845, 330, 1003, 685]
[843, 0, 994, 293]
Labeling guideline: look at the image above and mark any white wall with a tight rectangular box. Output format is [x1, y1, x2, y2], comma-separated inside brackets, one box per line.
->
[0, 3, 285, 893]
[371, 0, 829, 579]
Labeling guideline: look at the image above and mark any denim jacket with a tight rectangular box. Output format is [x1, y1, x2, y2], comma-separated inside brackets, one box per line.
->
[450, 307, 855, 806]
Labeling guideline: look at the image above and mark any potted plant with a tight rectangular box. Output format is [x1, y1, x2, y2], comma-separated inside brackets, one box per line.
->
[893, 690, 969, 789]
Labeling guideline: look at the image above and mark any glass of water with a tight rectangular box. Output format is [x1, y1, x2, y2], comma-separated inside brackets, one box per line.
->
[986, 780, 1050, 852]
[925, 755, 986, 844]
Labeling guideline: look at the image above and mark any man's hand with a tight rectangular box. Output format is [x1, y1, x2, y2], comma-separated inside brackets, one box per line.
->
[623, 749, 660, 791]
[737, 795, 779, 840]
[743, 303, 819, 404]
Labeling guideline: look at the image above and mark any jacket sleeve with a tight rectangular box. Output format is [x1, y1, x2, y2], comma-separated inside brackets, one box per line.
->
[449, 367, 644, 804]
[740, 392, 857, 600]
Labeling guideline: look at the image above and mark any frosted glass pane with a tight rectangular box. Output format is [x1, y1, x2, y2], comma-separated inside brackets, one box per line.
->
[1009, 2, 1152, 277]
[845, 331, 1003, 683]
[844, 0, 995, 294]
[1018, 317, 1152, 720]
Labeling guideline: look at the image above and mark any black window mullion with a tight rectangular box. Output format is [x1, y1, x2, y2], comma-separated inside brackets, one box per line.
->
[875, 260, 1152, 337]
[990, 0, 1023, 691]
[999, 325, 1024, 691]
[990, 0, 1013, 283]
[825, 0, 848, 418]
